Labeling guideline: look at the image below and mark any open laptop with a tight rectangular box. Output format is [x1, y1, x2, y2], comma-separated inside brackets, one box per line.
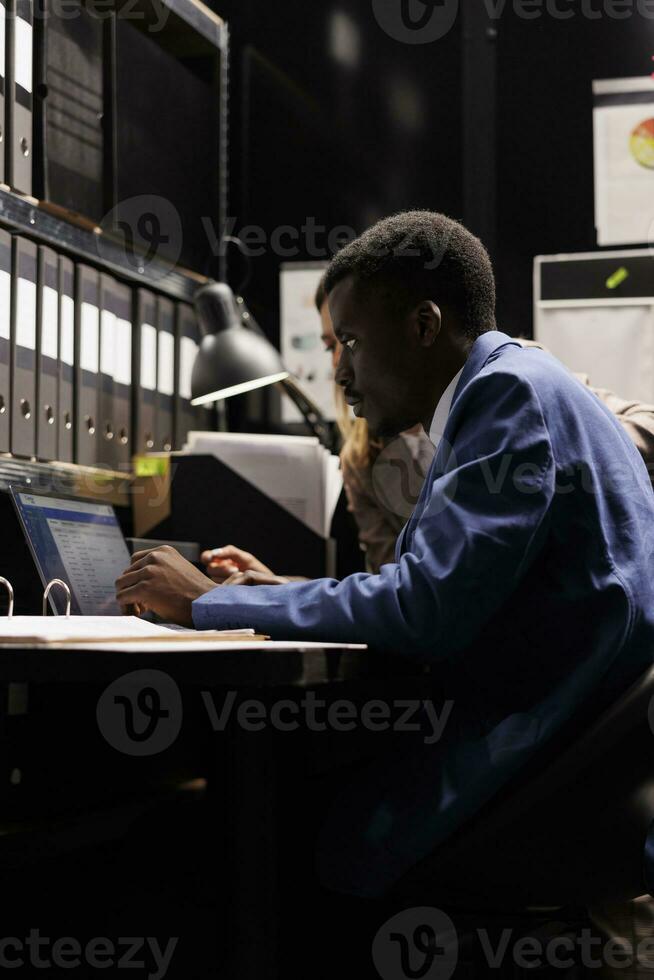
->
[11, 487, 132, 616]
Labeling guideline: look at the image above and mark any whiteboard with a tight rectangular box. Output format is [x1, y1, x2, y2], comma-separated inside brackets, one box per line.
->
[536, 303, 654, 404]
[279, 262, 334, 423]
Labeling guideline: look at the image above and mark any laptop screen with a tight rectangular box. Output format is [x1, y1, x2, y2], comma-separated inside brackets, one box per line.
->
[11, 489, 131, 615]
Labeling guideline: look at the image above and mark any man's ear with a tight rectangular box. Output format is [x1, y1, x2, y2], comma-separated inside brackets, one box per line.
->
[414, 301, 441, 347]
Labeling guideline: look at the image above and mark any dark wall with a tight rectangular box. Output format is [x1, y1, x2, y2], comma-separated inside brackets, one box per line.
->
[213, 0, 463, 344]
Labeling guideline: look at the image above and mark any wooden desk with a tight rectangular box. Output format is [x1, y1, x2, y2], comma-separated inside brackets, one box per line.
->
[0, 641, 431, 979]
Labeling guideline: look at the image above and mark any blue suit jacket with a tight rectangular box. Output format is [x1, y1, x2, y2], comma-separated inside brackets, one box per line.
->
[194, 331, 654, 895]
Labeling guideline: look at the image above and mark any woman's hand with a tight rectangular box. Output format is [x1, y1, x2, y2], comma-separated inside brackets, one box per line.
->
[200, 545, 275, 584]
[222, 569, 291, 587]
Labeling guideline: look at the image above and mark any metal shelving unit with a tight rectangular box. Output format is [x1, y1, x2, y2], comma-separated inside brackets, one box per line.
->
[0, 188, 206, 303]
[0, 0, 229, 302]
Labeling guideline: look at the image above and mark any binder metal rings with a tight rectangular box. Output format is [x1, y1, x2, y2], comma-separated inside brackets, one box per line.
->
[42, 579, 72, 617]
[0, 577, 15, 617]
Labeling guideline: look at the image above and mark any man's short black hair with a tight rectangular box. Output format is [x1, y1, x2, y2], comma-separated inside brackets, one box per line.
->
[323, 210, 496, 340]
[314, 273, 327, 313]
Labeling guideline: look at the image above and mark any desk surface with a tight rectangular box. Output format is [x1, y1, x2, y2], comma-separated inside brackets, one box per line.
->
[0, 641, 375, 687]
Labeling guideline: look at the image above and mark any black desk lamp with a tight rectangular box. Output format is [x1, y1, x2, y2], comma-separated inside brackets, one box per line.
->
[191, 281, 333, 449]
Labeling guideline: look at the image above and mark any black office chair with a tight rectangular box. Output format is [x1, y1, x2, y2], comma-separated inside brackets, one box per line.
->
[393, 664, 654, 910]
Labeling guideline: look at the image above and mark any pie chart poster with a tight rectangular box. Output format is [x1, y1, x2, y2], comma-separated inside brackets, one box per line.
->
[593, 75, 654, 246]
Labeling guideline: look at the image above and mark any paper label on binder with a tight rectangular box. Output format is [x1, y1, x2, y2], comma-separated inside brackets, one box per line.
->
[140, 323, 157, 390]
[60, 295, 74, 366]
[157, 330, 174, 395]
[0, 5, 6, 80]
[179, 336, 197, 400]
[15, 16, 32, 94]
[100, 310, 116, 375]
[114, 317, 132, 385]
[81, 301, 99, 373]
[0, 270, 10, 340]
[16, 278, 36, 350]
[42, 285, 58, 359]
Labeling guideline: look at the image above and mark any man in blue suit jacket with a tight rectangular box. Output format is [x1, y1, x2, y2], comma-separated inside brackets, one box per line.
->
[116, 211, 654, 896]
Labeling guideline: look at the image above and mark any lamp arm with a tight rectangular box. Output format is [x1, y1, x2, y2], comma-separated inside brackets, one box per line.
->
[277, 376, 334, 451]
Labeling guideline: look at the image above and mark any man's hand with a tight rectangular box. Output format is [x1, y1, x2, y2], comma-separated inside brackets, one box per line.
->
[115, 546, 217, 626]
[200, 545, 275, 584]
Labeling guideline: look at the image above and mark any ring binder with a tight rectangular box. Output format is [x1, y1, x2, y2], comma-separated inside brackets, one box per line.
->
[0, 577, 15, 617]
[42, 579, 71, 617]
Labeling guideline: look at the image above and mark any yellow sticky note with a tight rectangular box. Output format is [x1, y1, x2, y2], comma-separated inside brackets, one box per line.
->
[606, 267, 629, 290]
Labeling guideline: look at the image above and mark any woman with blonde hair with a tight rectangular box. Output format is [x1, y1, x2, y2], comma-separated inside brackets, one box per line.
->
[202, 274, 435, 581]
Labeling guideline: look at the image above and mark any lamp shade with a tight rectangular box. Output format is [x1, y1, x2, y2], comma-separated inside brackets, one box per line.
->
[191, 281, 289, 405]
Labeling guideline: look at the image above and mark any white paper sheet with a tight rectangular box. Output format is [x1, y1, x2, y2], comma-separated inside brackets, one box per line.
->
[184, 431, 342, 538]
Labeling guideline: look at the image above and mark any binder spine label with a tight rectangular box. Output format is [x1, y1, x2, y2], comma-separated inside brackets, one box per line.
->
[157, 330, 174, 396]
[0, 3, 6, 82]
[179, 335, 197, 400]
[16, 277, 36, 349]
[140, 322, 157, 390]
[80, 300, 99, 374]
[0, 268, 9, 340]
[60, 294, 74, 366]
[100, 309, 116, 377]
[42, 285, 58, 359]
[14, 11, 32, 97]
[115, 317, 132, 385]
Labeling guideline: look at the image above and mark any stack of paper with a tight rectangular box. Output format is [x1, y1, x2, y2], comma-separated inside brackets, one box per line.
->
[184, 432, 342, 538]
[0, 616, 265, 647]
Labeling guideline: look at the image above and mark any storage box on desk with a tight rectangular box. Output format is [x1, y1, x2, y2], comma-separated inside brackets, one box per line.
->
[132, 453, 333, 580]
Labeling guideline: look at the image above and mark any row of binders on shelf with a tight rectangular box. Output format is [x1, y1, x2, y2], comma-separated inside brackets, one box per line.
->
[0, 229, 209, 469]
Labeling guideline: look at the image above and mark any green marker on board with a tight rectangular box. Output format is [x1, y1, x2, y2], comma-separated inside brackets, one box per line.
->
[606, 267, 629, 290]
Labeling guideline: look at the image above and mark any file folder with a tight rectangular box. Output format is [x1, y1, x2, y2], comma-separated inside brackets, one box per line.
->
[99, 273, 116, 464]
[0, 0, 7, 185]
[75, 264, 100, 466]
[97, 274, 131, 470]
[10, 236, 36, 457]
[7, 0, 33, 195]
[35, 3, 104, 221]
[57, 255, 74, 463]
[175, 302, 201, 450]
[0, 230, 12, 452]
[36, 245, 58, 461]
[134, 288, 157, 455]
[157, 296, 175, 452]
[111, 279, 132, 471]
